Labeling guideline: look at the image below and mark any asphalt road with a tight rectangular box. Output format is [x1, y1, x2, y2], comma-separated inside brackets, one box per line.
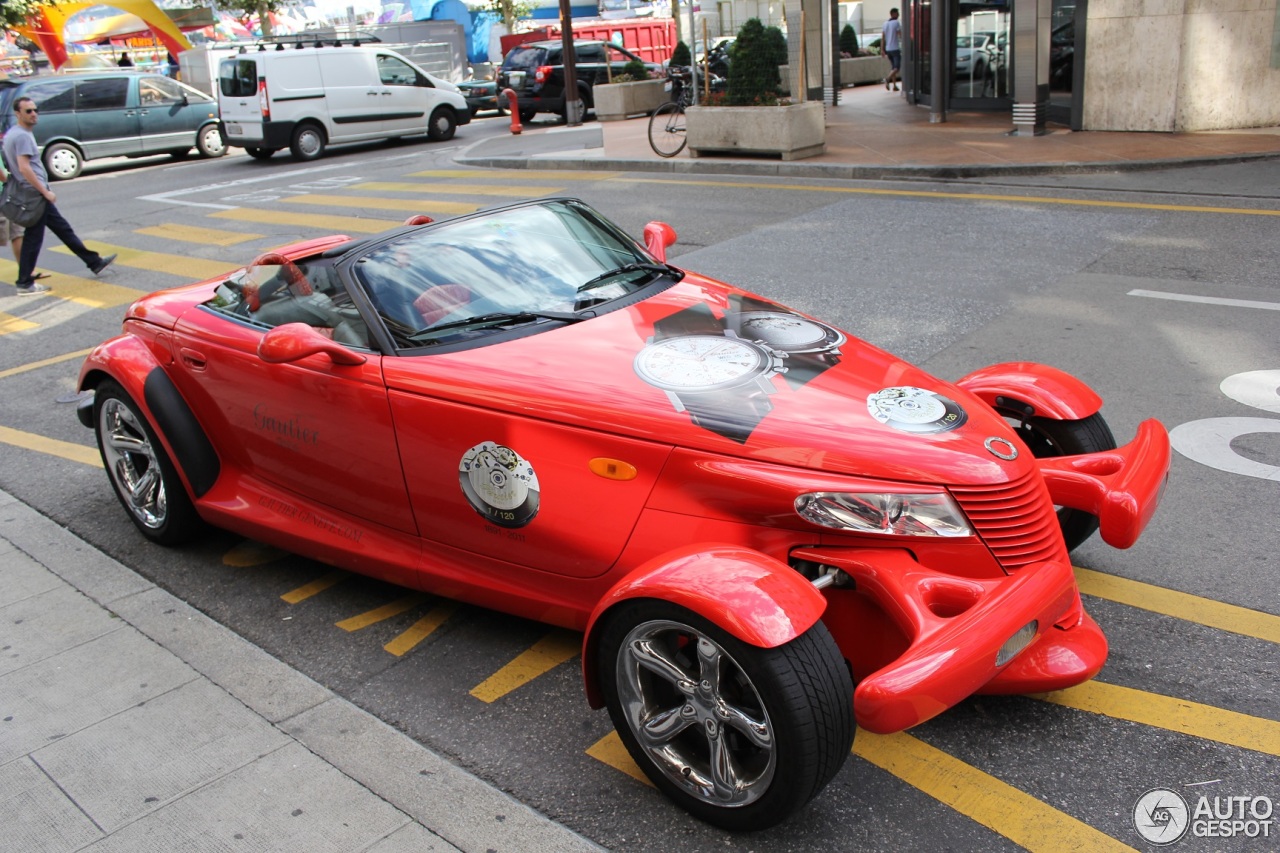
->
[1, 122, 1276, 852]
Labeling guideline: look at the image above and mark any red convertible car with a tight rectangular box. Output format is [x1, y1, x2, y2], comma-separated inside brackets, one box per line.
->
[77, 198, 1170, 830]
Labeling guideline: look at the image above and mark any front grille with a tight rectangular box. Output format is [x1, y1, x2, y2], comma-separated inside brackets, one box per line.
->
[950, 471, 1064, 570]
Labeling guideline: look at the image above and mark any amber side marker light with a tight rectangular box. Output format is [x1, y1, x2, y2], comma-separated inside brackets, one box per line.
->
[590, 458, 638, 480]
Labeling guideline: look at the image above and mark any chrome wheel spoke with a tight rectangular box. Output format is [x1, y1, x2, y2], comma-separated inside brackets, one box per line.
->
[638, 704, 696, 746]
[128, 467, 160, 508]
[706, 727, 743, 801]
[630, 638, 696, 694]
[719, 703, 772, 749]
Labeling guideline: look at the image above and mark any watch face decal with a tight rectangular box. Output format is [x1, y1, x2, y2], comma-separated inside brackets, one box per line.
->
[634, 335, 771, 392]
[867, 387, 968, 434]
[459, 442, 540, 528]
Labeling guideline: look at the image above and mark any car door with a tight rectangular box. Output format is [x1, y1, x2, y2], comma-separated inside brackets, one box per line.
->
[373, 52, 434, 136]
[71, 76, 138, 159]
[137, 75, 216, 154]
[169, 265, 418, 535]
[316, 50, 385, 141]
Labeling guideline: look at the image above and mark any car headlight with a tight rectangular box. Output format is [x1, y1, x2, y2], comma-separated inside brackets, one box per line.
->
[794, 491, 973, 537]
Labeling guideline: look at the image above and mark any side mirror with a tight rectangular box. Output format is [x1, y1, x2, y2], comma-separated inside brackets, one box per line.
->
[259, 323, 366, 366]
[643, 221, 677, 262]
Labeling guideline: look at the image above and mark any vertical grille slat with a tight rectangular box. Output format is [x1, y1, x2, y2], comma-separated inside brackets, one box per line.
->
[951, 472, 1064, 570]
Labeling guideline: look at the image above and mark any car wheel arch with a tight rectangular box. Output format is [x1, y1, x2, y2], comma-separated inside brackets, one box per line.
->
[956, 361, 1104, 422]
[580, 545, 828, 708]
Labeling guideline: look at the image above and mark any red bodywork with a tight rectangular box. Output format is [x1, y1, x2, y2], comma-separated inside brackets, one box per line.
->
[78, 225, 1170, 735]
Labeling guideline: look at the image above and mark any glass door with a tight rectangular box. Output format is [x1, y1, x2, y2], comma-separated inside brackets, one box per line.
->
[950, 0, 1011, 107]
[1047, 0, 1083, 128]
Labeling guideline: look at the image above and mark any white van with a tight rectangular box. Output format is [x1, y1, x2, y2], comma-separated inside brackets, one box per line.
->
[216, 45, 470, 161]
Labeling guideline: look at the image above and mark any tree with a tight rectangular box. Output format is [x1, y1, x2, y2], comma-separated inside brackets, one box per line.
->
[473, 0, 534, 31]
[219, 0, 285, 40]
[726, 18, 781, 106]
[2, 0, 59, 29]
[670, 40, 691, 68]
[840, 24, 859, 57]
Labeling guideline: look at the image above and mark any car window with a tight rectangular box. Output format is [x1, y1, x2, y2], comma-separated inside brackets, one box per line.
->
[218, 58, 258, 98]
[577, 45, 606, 63]
[377, 55, 420, 86]
[352, 200, 663, 346]
[206, 259, 370, 348]
[502, 46, 549, 71]
[75, 77, 130, 110]
[138, 76, 189, 104]
[22, 78, 76, 113]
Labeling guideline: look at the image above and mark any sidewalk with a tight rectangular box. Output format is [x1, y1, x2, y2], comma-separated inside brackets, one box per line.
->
[458, 80, 1280, 178]
[0, 488, 602, 853]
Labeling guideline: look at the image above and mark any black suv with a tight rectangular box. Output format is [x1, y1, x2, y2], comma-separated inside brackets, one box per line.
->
[497, 39, 659, 121]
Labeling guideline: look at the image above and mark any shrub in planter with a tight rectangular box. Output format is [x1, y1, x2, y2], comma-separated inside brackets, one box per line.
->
[726, 18, 782, 105]
[840, 24, 859, 57]
[670, 40, 691, 68]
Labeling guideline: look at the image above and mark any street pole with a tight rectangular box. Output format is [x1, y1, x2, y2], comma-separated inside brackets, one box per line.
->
[558, 0, 583, 126]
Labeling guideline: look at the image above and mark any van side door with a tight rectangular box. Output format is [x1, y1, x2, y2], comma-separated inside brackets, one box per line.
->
[315, 51, 384, 142]
[73, 76, 138, 160]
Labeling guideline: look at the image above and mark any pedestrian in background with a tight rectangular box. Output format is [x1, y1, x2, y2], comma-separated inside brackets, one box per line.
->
[3, 97, 115, 296]
[118, 52, 133, 67]
[882, 8, 902, 92]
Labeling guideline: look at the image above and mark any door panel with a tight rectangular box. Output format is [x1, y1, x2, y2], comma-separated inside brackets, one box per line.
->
[138, 76, 217, 153]
[73, 76, 137, 159]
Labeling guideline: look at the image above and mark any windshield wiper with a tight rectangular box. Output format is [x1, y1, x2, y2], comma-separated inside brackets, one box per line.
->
[577, 261, 681, 293]
[413, 309, 589, 338]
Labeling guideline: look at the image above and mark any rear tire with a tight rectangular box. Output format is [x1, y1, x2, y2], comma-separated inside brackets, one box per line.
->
[245, 147, 277, 160]
[289, 123, 325, 161]
[648, 102, 687, 157]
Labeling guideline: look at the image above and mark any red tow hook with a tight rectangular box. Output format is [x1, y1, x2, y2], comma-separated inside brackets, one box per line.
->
[503, 89, 522, 135]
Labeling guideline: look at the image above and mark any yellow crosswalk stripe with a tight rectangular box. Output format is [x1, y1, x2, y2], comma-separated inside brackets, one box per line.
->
[408, 169, 620, 181]
[52, 242, 237, 281]
[586, 731, 652, 786]
[136, 223, 263, 246]
[0, 424, 100, 467]
[470, 629, 580, 703]
[350, 181, 562, 197]
[854, 730, 1136, 852]
[336, 593, 429, 632]
[281, 571, 349, 604]
[1075, 567, 1280, 644]
[0, 263, 142, 308]
[209, 208, 403, 234]
[0, 313, 38, 335]
[0, 348, 93, 379]
[1035, 681, 1280, 756]
[281, 194, 481, 214]
[384, 601, 459, 657]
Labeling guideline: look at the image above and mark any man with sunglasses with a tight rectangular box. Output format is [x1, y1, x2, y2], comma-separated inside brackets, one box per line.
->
[3, 96, 115, 295]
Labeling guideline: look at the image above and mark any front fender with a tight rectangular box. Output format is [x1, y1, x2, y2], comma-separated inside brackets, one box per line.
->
[956, 362, 1103, 421]
[581, 545, 827, 708]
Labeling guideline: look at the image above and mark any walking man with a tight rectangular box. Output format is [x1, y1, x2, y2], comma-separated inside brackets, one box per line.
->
[882, 8, 902, 92]
[4, 97, 115, 295]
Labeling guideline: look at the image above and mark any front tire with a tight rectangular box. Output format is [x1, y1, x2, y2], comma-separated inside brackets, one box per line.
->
[94, 380, 201, 546]
[598, 600, 853, 831]
[427, 106, 457, 141]
[197, 123, 226, 158]
[1008, 411, 1117, 551]
[289, 123, 325, 161]
[43, 142, 82, 180]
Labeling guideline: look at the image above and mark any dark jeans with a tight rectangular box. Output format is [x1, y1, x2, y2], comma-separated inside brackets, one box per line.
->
[16, 203, 103, 286]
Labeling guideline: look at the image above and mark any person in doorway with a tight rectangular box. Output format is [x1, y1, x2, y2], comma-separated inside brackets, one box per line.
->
[882, 8, 902, 91]
[3, 97, 115, 296]
[117, 51, 133, 67]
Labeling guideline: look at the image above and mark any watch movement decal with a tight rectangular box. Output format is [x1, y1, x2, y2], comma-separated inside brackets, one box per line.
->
[459, 442, 540, 528]
[867, 386, 968, 434]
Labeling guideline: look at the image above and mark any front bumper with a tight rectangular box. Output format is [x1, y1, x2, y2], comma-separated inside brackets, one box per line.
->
[796, 547, 1106, 734]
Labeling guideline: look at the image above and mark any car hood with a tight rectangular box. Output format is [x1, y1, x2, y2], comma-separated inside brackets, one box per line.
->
[383, 275, 1030, 488]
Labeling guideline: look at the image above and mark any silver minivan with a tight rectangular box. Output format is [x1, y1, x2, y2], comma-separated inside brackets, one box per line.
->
[0, 71, 224, 180]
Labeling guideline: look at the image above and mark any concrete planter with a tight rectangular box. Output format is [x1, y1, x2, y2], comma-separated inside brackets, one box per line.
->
[594, 78, 668, 122]
[686, 101, 826, 161]
[839, 55, 890, 86]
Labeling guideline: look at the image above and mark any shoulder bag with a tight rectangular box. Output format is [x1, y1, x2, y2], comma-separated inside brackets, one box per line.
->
[0, 175, 48, 228]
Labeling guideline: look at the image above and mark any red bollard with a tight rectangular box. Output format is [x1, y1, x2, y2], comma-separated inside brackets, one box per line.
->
[502, 88, 522, 135]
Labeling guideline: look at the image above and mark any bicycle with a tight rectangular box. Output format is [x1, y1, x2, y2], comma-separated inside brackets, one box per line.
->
[648, 67, 693, 158]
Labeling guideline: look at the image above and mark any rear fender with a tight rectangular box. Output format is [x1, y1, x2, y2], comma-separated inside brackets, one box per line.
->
[78, 336, 220, 498]
[581, 546, 827, 708]
[956, 362, 1103, 421]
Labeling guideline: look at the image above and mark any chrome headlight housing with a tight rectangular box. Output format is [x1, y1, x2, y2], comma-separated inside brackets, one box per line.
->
[795, 491, 973, 537]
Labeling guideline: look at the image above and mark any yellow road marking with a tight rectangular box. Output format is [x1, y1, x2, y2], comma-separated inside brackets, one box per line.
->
[281, 194, 481, 214]
[470, 629, 581, 703]
[0, 262, 143, 308]
[336, 593, 429, 632]
[136, 223, 263, 246]
[281, 570, 348, 604]
[0, 348, 93, 380]
[854, 730, 1135, 852]
[611, 177, 1280, 217]
[0, 313, 38, 335]
[222, 539, 290, 567]
[408, 169, 620, 181]
[0, 424, 100, 466]
[52, 243, 237, 281]
[586, 731, 652, 786]
[1075, 567, 1280, 644]
[351, 181, 563, 197]
[209, 208, 403, 234]
[384, 601, 459, 657]
[1035, 681, 1280, 756]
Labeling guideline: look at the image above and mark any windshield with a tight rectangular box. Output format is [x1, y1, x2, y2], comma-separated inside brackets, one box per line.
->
[353, 200, 665, 344]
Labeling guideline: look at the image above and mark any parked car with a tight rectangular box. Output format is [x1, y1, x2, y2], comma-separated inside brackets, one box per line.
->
[955, 32, 1000, 80]
[217, 45, 471, 162]
[75, 198, 1169, 831]
[0, 71, 223, 180]
[497, 39, 659, 121]
[456, 77, 505, 117]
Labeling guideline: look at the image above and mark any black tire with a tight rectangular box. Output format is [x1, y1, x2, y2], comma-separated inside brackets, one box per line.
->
[43, 142, 82, 180]
[94, 379, 202, 546]
[289, 123, 325, 161]
[647, 102, 687, 158]
[427, 106, 457, 141]
[518, 107, 536, 123]
[598, 600, 853, 831]
[1007, 411, 1117, 551]
[197, 123, 226, 158]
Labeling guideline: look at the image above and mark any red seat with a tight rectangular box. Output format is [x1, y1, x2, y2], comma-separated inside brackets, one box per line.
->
[414, 284, 471, 327]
